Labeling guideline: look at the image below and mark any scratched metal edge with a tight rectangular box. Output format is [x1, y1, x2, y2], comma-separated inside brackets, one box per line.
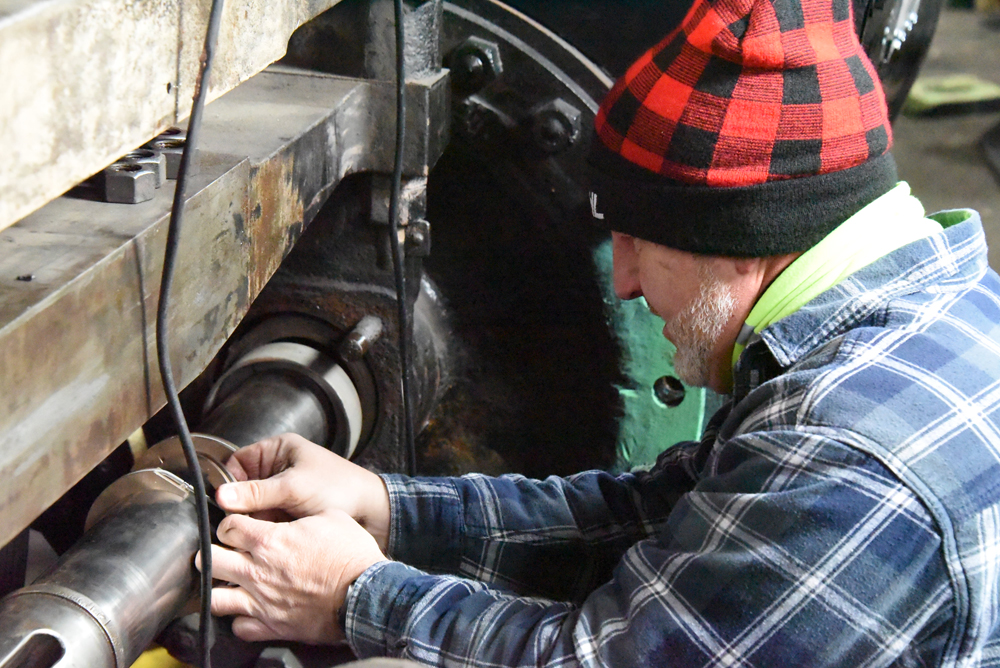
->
[0, 70, 389, 548]
[0, 0, 347, 234]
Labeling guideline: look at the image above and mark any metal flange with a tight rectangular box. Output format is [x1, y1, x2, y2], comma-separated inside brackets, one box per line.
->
[132, 434, 239, 492]
[205, 342, 365, 459]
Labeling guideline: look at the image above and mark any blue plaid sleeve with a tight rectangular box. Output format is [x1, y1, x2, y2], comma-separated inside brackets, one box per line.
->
[379, 440, 704, 603]
[344, 430, 953, 667]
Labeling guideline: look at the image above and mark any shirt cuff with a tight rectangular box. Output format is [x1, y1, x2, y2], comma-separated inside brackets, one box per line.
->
[379, 474, 465, 571]
[342, 559, 429, 659]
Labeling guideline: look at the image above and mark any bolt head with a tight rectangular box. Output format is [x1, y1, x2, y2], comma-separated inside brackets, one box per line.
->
[405, 219, 432, 258]
[531, 99, 583, 154]
[462, 52, 485, 77]
[653, 375, 686, 408]
[453, 51, 489, 93]
[539, 116, 569, 147]
[449, 38, 502, 95]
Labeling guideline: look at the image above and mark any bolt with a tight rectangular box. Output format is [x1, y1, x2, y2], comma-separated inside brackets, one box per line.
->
[104, 162, 157, 204]
[653, 375, 686, 408]
[449, 37, 502, 96]
[460, 52, 487, 90]
[531, 98, 583, 154]
[405, 219, 431, 258]
[539, 116, 567, 146]
[455, 97, 513, 142]
[338, 315, 384, 361]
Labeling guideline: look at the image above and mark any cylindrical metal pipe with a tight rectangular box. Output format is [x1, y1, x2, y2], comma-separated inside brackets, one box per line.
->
[0, 476, 198, 668]
[200, 374, 330, 447]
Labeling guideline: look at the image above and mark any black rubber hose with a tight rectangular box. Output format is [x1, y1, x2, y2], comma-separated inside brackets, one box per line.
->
[156, 0, 227, 665]
[389, 0, 418, 476]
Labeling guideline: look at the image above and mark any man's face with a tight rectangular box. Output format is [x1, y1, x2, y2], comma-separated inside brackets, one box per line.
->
[612, 232, 741, 392]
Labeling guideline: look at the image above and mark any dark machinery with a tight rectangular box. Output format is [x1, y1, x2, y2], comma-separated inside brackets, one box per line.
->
[0, 0, 940, 666]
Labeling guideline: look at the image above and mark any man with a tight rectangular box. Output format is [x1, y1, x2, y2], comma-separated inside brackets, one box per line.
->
[202, 0, 1000, 663]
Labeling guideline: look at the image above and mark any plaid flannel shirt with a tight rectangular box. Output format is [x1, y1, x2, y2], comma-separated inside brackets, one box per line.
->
[344, 211, 1000, 667]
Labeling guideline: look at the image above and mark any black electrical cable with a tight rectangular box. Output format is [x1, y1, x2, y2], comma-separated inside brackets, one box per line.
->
[389, 0, 418, 476]
[156, 0, 227, 666]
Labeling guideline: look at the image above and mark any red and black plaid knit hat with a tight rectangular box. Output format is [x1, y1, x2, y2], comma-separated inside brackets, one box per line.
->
[589, 0, 898, 257]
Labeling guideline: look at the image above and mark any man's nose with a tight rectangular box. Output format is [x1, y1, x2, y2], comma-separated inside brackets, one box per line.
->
[612, 232, 642, 300]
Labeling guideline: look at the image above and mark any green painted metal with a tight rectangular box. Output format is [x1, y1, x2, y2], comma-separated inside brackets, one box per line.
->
[593, 240, 707, 472]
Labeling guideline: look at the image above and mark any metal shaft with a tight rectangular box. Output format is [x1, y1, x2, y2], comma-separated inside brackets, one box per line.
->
[200, 374, 330, 447]
[0, 497, 198, 668]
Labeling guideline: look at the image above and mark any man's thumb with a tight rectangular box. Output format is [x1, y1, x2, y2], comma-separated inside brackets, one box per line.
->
[216, 479, 284, 513]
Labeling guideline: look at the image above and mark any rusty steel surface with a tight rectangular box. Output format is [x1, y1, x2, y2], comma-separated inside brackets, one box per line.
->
[0, 65, 448, 548]
[0, 0, 349, 233]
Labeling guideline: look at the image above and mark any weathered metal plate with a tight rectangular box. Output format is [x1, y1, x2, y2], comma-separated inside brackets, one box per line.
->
[0, 66, 448, 548]
[0, 0, 348, 233]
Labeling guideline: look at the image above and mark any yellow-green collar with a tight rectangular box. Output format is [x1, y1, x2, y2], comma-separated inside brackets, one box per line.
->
[732, 182, 943, 368]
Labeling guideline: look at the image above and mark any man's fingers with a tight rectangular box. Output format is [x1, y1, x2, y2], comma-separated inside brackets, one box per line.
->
[205, 544, 255, 586]
[216, 514, 273, 553]
[250, 508, 295, 523]
[225, 441, 268, 481]
[226, 434, 300, 481]
[224, 456, 249, 482]
[209, 586, 256, 618]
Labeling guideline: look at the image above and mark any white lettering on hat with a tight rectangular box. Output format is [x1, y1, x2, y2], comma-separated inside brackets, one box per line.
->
[590, 192, 605, 220]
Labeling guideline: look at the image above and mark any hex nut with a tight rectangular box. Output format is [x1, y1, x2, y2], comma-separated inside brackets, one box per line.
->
[158, 127, 186, 140]
[532, 98, 583, 154]
[448, 37, 503, 95]
[122, 149, 167, 187]
[104, 163, 157, 204]
[144, 136, 186, 179]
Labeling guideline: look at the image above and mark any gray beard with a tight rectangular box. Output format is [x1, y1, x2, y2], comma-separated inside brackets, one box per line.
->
[666, 268, 737, 388]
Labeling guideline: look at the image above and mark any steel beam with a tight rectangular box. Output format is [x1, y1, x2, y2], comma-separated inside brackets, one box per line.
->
[0, 65, 449, 548]
[0, 0, 351, 232]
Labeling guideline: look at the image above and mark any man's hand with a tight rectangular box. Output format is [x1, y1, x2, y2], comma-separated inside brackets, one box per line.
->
[217, 433, 391, 551]
[202, 511, 387, 643]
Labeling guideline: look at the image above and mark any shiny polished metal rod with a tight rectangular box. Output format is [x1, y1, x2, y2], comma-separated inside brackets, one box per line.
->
[0, 472, 198, 668]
